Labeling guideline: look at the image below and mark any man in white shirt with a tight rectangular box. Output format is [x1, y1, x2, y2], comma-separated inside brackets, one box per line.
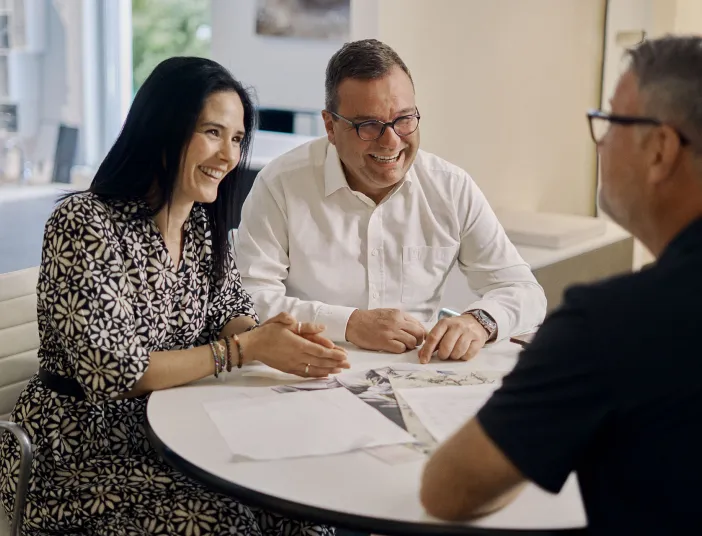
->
[234, 39, 546, 361]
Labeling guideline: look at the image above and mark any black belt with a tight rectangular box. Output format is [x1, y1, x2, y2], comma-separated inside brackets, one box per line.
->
[37, 368, 86, 401]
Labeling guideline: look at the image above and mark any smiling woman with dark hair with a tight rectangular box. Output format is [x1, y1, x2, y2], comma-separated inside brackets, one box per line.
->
[0, 57, 346, 536]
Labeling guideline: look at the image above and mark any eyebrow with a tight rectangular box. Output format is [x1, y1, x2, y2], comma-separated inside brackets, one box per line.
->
[201, 121, 245, 136]
[352, 108, 417, 121]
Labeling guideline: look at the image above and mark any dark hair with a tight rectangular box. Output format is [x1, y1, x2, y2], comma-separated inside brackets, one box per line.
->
[85, 56, 256, 277]
[324, 39, 413, 113]
[627, 35, 702, 149]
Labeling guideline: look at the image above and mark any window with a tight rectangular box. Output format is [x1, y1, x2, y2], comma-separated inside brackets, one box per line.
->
[131, 0, 211, 93]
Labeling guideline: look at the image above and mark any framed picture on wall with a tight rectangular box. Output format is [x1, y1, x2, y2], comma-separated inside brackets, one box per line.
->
[255, 0, 349, 41]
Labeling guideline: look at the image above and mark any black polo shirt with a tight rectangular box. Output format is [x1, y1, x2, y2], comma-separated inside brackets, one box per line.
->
[478, 218, 702, 535]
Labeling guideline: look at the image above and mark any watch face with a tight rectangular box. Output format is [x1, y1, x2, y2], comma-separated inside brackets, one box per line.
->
[471, 310, 496, 335]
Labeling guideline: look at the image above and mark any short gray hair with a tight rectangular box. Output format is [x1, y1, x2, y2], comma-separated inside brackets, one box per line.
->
[324, 39, 413, 113]
[627, 35, 702, 149]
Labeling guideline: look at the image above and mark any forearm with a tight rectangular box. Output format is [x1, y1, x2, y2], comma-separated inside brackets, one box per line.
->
[220, 315, 257, 338]
[122, 338, 252, 397]
[421, 419, 525, 521]
[423, 452, 521, 521]
[248, 286, 355, 341]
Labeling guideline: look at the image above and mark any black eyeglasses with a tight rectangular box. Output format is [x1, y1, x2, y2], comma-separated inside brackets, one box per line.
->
[328, 109, 421, 141]
[587, 109, 690, 145]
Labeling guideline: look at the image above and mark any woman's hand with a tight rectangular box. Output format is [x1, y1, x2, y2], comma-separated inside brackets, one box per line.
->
[242, 313, 350, 377]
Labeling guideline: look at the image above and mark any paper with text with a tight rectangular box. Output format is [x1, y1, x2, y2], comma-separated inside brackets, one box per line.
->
[205, 387, 417, 460]
[397, 384, 501, 443]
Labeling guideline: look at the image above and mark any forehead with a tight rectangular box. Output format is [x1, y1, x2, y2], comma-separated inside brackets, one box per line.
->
[611, 69, 641, 114]
[336, 66, 415, 119]
[199, 91, 245, 128]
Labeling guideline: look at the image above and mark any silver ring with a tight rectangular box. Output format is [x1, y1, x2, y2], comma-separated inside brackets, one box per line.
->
[304, 363, 310, 375]
[297, 321, 302, 334]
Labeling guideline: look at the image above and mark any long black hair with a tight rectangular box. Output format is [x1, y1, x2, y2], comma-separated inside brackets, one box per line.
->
[86, 56, 256, 278]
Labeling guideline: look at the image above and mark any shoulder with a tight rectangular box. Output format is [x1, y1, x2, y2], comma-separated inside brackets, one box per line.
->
[47, 192, 114, 230]
[540, 265, 673, 358]
[412, 150, 473, 184]
[46, 192, 145, 240]
[561, 265, 664, 313]
[255, 136, 328, 187]
[410, 150, 479, 203]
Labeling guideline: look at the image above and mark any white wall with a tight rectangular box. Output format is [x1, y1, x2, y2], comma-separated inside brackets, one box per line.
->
[211, 0, 341, 112]
[353, 0, 606, 217]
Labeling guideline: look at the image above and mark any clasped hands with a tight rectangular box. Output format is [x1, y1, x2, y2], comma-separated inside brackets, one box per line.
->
[345, 308, 490, 363]
[242, 312, 350, 378]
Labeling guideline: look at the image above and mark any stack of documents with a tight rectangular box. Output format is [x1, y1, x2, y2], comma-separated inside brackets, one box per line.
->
[204, 388, 416, 460]
[398, 384, 501, 443]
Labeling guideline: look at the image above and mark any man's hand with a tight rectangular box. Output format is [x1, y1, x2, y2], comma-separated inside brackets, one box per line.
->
[346, 308, 426, 353]
[418, 314, 490, 364]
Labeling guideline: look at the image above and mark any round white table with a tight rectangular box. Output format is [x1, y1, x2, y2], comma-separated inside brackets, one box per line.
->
[145, 341, 587, 535]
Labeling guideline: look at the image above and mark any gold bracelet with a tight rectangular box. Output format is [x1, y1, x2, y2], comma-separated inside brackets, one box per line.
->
[233, 334, 244, 369]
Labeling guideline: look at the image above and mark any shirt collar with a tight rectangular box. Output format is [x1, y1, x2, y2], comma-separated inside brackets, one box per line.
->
[324, 143, 349, 197]
[323, 142, 416, 198]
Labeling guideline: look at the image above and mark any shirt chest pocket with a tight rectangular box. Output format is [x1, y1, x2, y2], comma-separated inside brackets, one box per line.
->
[401, 245, 458, 304]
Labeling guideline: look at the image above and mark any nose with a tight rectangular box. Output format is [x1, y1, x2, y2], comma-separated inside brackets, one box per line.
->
[377, 124, 402, 150]
[217, 141, 238, 166]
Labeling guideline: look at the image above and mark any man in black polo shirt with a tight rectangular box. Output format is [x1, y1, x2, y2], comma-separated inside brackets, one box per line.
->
[420, 35, 702, 535]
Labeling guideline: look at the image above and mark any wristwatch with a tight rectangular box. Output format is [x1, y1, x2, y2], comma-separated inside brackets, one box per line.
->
[465, 309, 498, 341]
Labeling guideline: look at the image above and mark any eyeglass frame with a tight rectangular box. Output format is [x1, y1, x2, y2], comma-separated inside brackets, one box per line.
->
[587, 109, 690, 146]
[326, 108, 421, 141]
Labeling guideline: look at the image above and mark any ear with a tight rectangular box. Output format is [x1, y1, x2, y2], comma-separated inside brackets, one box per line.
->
[321, 110, 336, 146]
[647, 125, 683, 186]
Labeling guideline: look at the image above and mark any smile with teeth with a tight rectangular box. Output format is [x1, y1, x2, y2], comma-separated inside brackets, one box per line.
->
[370, 152, 401, 163]
[198, 165, 226, 180]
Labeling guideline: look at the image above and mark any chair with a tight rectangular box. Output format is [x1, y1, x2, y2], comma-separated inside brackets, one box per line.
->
[0, 423, 31, 536]
[0, 267, 40, 536]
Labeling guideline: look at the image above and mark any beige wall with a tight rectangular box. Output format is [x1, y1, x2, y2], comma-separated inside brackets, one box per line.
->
[601, 0, 700, 268]
[352, 0, 606, 216]
[673, 0, 702, 33]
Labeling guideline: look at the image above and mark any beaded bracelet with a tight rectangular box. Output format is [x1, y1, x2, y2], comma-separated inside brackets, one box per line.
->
[223, 336, 233, 373]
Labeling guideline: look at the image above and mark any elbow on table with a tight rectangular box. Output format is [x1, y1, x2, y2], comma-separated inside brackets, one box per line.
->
[420, 464, 480, 522]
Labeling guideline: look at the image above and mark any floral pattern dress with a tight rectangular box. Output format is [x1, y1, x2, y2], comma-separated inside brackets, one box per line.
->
[0, 193, 332, 536]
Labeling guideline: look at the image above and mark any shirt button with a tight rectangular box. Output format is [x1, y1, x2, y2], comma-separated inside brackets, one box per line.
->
[371, 249, 379, 256]
[372, 292, 379, 299]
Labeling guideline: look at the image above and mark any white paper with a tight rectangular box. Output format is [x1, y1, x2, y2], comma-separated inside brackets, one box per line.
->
[363, 444, 426, 465]
[397, 384, 501, 443]
[205, 388, 417, 460]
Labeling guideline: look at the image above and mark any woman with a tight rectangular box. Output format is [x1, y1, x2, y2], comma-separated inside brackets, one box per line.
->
[0, 57, 349, 535]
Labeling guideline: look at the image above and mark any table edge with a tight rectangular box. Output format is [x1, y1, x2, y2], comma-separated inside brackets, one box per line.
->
[144, 415, 587, 536]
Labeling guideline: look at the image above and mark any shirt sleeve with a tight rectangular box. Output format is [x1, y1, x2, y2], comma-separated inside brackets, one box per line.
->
[38, 196, 150, 404]
[476, 287, 612, 493]
[198, 248, 259, 344]
[456, 177, 546, 339]
[233, 173, 356, 341]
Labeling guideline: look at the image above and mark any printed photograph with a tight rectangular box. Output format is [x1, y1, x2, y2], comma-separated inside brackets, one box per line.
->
[273, 366, 500, 433]
[255, 0, 350, 41]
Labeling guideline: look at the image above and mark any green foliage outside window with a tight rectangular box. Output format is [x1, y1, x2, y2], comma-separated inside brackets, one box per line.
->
[132, 0, 211, 92]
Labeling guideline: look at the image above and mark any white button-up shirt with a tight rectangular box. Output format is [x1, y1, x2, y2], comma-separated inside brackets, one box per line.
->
[234, 137, 546, 342]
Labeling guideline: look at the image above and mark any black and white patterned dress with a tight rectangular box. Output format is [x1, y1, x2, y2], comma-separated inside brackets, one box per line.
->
[0, 193, 332, 536]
